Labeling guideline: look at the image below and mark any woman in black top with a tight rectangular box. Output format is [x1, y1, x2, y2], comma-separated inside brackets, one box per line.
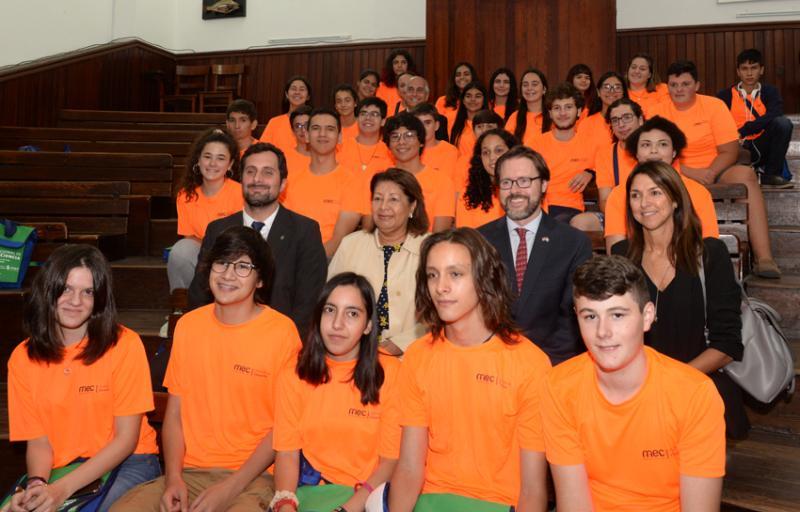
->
[612, 160, 748, 438]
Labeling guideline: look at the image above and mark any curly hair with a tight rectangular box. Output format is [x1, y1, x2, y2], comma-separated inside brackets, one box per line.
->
[464, 129, 519, 212]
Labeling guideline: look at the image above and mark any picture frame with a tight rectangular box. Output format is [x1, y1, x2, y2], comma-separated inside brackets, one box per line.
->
[202, 0, 246, 20]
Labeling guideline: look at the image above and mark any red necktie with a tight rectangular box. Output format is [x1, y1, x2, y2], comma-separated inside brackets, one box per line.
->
[515, 227, 528, 292]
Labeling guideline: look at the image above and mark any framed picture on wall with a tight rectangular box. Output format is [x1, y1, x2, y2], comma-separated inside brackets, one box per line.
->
[202, 0, 246, 20]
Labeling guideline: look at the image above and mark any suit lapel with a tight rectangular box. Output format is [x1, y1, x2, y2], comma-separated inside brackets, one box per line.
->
[519, 214, 554, 300]
[266, 207, 290, 259]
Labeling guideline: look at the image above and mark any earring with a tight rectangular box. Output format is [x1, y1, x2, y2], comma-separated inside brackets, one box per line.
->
[672, 203, 678, 208]
[409, 212, 413, 219]
[192, 163, 200, 174]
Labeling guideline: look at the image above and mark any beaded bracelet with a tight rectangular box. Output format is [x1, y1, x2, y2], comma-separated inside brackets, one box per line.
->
[354, 481, 374, 494]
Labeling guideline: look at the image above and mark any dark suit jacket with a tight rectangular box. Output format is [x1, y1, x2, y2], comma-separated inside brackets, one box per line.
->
[478, 213, 593, 364]
[187, 207, 327, 339]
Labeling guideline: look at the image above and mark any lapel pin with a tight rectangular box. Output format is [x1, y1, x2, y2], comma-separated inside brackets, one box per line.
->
[280, 235, 285, 240]
[541, 236, 550, 243]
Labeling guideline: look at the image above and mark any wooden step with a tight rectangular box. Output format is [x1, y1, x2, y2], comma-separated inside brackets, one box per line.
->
[118, 308, 169, 357]
[111, 257, 170, 310]
[764, 188, 800, 226]
[723, 429, 800, 512]
[149, 219, 179, 257]
[745, 273, 800, 339]
[769, 226, 800, 273]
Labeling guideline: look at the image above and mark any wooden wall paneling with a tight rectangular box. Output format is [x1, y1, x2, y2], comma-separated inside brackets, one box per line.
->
[0, 41, 175, 126]
[425, 0, 616, 102]
[617, 21, 800, 113]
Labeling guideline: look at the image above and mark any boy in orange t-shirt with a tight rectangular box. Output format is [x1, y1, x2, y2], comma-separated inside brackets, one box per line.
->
[543, 255, 725, 512]
[386, 228, 551, 511]
[415, 103, 459, 180]
[282, 107, 358, 257]
[226, 99, 259, 157]
[112, 227, 301, 512]
[529, 83, 595, 224]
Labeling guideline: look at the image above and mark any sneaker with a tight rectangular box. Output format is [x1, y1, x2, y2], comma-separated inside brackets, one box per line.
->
[760, 174, 793, 189]
[753, 259, 781, 279]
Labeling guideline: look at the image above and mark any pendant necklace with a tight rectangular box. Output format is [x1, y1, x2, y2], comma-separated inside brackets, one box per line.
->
[357, 143, 379, 172]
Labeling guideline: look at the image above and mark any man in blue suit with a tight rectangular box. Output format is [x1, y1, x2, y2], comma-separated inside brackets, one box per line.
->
[478, 145, 592, 364]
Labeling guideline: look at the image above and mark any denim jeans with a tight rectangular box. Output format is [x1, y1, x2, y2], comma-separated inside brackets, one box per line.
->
[98, 453, 161, 512]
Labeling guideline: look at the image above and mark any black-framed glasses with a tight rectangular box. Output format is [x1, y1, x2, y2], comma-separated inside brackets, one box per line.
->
[389, 131, 418, 143]
[211, 260, 257, 277]
[358, 110, 382, 119]
[601, 83, 624, 92]
[498, 176, 542, 190]
[293, 122, 308, 131]
[609, 113, 637, 126]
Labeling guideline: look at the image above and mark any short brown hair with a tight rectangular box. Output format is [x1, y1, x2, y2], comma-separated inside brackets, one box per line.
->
[494, 145, 551, 185]
[573, 255, 650, 310]
[415, 228, 519, 344]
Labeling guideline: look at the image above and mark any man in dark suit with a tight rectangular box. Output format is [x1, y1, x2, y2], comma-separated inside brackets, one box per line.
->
[188, 142, 327, 338]
[479, 145, 592, 365]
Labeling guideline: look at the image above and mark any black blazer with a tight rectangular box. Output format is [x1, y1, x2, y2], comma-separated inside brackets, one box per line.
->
[187, 207, 327, 339]
[478, 213, 593, 364]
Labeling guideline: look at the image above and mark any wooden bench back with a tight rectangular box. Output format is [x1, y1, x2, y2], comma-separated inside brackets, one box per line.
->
[58, 109, 225, 131]
[0, 150, 173, 197]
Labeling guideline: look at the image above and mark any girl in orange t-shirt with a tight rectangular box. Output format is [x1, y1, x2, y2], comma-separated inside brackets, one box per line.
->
[168, 128, 242, 292]
[488, 67, 518, 123]
[456, 128, 518, 228]
[449, 81, 489, 156]
[261, 75, 313, 153]
[625, 53, 670, 117]
[436, 61, 478, 130]
[566, 63, 597, 128]
[377, 49, 416, 114]
[272, 272, 400, 512]
[6, 245, 159, 512]
[506, 68, 549, 145]
[334, 84, 360, 141]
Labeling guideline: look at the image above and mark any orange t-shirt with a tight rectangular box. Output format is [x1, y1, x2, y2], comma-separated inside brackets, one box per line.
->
[435, 95, 458, 131]
[492, 103, 507, 119]
[8, 326, 157, 468]
[281, 147, 311, 202]
[421, 141, 459, 180]
[451, 154, 472, 193]
[652, 95, 739, 169]
[456, 194, 504, 229]
[274, 354, 402, 486]
[377, 86, 401, 115]
[338, 137, 394, 177]
[455, 120, 476, 158]
[603, 171, 720, 239]
[628, 83, 670, 118]
[164, 304, 301, 470]
[341, 121, 359, 141]
[529, 131, 595, 212]
[176, 179, 243, 239]
[342, 166, 455, 230]
[398, 333, 552, 505]
[542, 347, 725, 512]
[283, 164, 358, 243]
[505, 111, 544, 147]
[596, 142, 638, 190]
[259, 113, 296, 154]
[578, 112, 613, 159]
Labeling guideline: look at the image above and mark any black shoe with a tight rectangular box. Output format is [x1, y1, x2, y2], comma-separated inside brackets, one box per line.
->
[760, 174, 793, 188]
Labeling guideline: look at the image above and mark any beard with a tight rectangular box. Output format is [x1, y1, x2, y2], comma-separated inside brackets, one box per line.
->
[502, 193, 541, 221]
[244, 186, 278, 208]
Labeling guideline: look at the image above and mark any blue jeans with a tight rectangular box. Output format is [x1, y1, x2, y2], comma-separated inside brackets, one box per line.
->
[98, 453, 161, 512]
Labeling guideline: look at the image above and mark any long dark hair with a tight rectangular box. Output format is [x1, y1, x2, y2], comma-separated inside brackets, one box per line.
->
[415, 228, 520, 345]
[381, 49, 416, 88]
[24, 245, 121, 365]
[515, 68, 549, 140]
[464, 129, 518, 211]
[488, 67, 518, 121]
[566, 64, 597, 117]
[450, 81, 488, 147]
[297, 272, 384, 405]
[444, 61, 478, 109]
[624, 161, 703, 276]
[180, 128, 238, 202]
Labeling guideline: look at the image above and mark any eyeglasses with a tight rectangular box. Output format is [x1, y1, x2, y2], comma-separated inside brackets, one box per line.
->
[358, 110, 382, 119]
[498, 176, 542, 190]
[211, 260, 257, 278]
[601, 83, 624, 92]
[609, 113, 637, 126]
[389, 131, 418, 143]
[293, 122, 307, 131]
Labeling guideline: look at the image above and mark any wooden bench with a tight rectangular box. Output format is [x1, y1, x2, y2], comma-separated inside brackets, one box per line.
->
[0, 180, 133, 260]
[708, 183, 749, 278]
[0, 150, 173, 197]
[58, 109, 225, 132]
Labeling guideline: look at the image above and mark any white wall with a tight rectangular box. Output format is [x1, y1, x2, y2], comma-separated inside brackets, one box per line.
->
[618, 0, 800, 30]
[173, 0, 425, 54]
[0, 0, 114, 68]
[112, 0, 176, 50]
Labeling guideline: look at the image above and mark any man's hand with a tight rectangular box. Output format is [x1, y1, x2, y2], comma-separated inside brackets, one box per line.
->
[569, 171, 594, 193]
[160, 476, 189, 512]
[189, 479, 238, 512]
